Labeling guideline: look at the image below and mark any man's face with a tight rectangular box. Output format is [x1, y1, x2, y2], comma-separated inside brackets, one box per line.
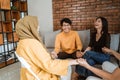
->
[62, 22, 71, 33]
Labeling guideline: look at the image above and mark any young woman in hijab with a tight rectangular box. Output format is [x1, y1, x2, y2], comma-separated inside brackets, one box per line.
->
[15, 16, 80, 80]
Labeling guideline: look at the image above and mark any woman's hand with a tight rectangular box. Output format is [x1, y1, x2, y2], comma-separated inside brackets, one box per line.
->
[77, 58, 90, 67]
[51, 51, 58, 59]
[102, 47, 112, 55]
[76, 51, 84, 58]
[69, 59, 79, 66]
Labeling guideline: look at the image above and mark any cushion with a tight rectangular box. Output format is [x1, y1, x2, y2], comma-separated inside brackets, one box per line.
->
[44, 30, 61, 48]
[77, 29, 90, 50]
[118, 33, 120, 53]
[44, 29, 90, 51]
[110, 33, 120, 51]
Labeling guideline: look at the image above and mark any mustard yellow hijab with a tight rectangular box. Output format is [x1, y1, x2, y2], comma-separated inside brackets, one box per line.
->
[16, 15, 42, 42]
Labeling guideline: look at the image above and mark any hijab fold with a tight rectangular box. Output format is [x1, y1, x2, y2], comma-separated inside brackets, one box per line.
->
[16, 16, 42, 43]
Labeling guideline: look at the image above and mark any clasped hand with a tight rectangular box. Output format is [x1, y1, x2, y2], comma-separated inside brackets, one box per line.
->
[77, 58, 89, 67]
[76, 51, 84, 58]
[51, 51, 58, 59]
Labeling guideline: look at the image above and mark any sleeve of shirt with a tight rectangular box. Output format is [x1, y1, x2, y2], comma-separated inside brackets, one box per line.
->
[54, 35, 61, 54]
[27, 40, 69, 76]
[75, 32, 83, 51]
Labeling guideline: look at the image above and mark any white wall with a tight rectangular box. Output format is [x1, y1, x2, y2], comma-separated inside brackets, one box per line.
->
[28, 0, 53, 36]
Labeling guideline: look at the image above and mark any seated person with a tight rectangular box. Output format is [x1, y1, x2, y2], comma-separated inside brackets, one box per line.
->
[73, 17, 111, 80]
[51, 18, 83, 59]
[78, 47, 120, 80]
[15, 16, 81, 80]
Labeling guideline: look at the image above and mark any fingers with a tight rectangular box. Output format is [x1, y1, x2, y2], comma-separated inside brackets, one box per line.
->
[77, 58, 85, 62]
[81, 52, 85, 56]
[76, 51, 84, 58]
[102, 47, 111, 54]
[76, 58, 89, 67]
[76, 53, 82, 58]
[51, 51, 58, 59]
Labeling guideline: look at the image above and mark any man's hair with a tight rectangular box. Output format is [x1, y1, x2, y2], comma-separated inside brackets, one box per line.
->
[60, 18, 72, 26]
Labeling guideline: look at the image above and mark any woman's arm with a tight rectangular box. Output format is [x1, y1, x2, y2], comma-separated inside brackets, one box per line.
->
[111, 50, 120, 61]
[76, 47, 91, 58]
[28, 40, 79, 75]
[87, 65, 112, 80]
[83, 47, 92, 54]
[78, 58, 113, 80]
[102, 47, 120, 61]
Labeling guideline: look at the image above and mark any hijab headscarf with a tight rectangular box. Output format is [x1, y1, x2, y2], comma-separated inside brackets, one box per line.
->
[16, 15, 42, 42]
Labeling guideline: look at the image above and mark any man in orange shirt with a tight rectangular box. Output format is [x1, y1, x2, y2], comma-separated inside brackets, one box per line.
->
[51, 18, 83, 59]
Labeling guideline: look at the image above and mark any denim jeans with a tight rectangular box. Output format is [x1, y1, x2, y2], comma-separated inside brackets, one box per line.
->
[75, 51, 110, 77]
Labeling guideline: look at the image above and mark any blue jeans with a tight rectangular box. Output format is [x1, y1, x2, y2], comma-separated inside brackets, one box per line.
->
[75, 51, 110, 77]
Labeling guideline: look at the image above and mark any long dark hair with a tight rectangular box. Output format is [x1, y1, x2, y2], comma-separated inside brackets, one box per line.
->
[96, 16, 108, 34]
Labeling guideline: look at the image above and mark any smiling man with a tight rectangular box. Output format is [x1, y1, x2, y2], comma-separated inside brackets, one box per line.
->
[51, 18, 83, 59]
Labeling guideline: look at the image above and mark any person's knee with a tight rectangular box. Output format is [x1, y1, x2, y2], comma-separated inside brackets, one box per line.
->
[102, 61, 118, 73]
[85, 51, 93, 55]
[87, 59, 95, 65]
[85, 51, 96, 57]
[102, 61, 110, 68]
[83, 51, 92, 59]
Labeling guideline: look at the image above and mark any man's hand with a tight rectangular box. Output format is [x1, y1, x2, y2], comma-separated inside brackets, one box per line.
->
[51, 51, 58, 59]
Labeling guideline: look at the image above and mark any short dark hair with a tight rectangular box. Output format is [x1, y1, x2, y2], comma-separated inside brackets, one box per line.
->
[60, 18, 72, 26]
[96, 16, 108, 33]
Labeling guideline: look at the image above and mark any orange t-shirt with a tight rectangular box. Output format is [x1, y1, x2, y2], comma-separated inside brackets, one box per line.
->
[54, 30, 83, 54]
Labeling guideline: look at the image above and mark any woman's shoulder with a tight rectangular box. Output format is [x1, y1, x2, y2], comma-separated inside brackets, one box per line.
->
[19, 39, 39, 45]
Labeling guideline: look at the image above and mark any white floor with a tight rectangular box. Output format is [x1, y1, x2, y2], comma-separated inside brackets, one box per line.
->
[0, 62, 20, 80]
